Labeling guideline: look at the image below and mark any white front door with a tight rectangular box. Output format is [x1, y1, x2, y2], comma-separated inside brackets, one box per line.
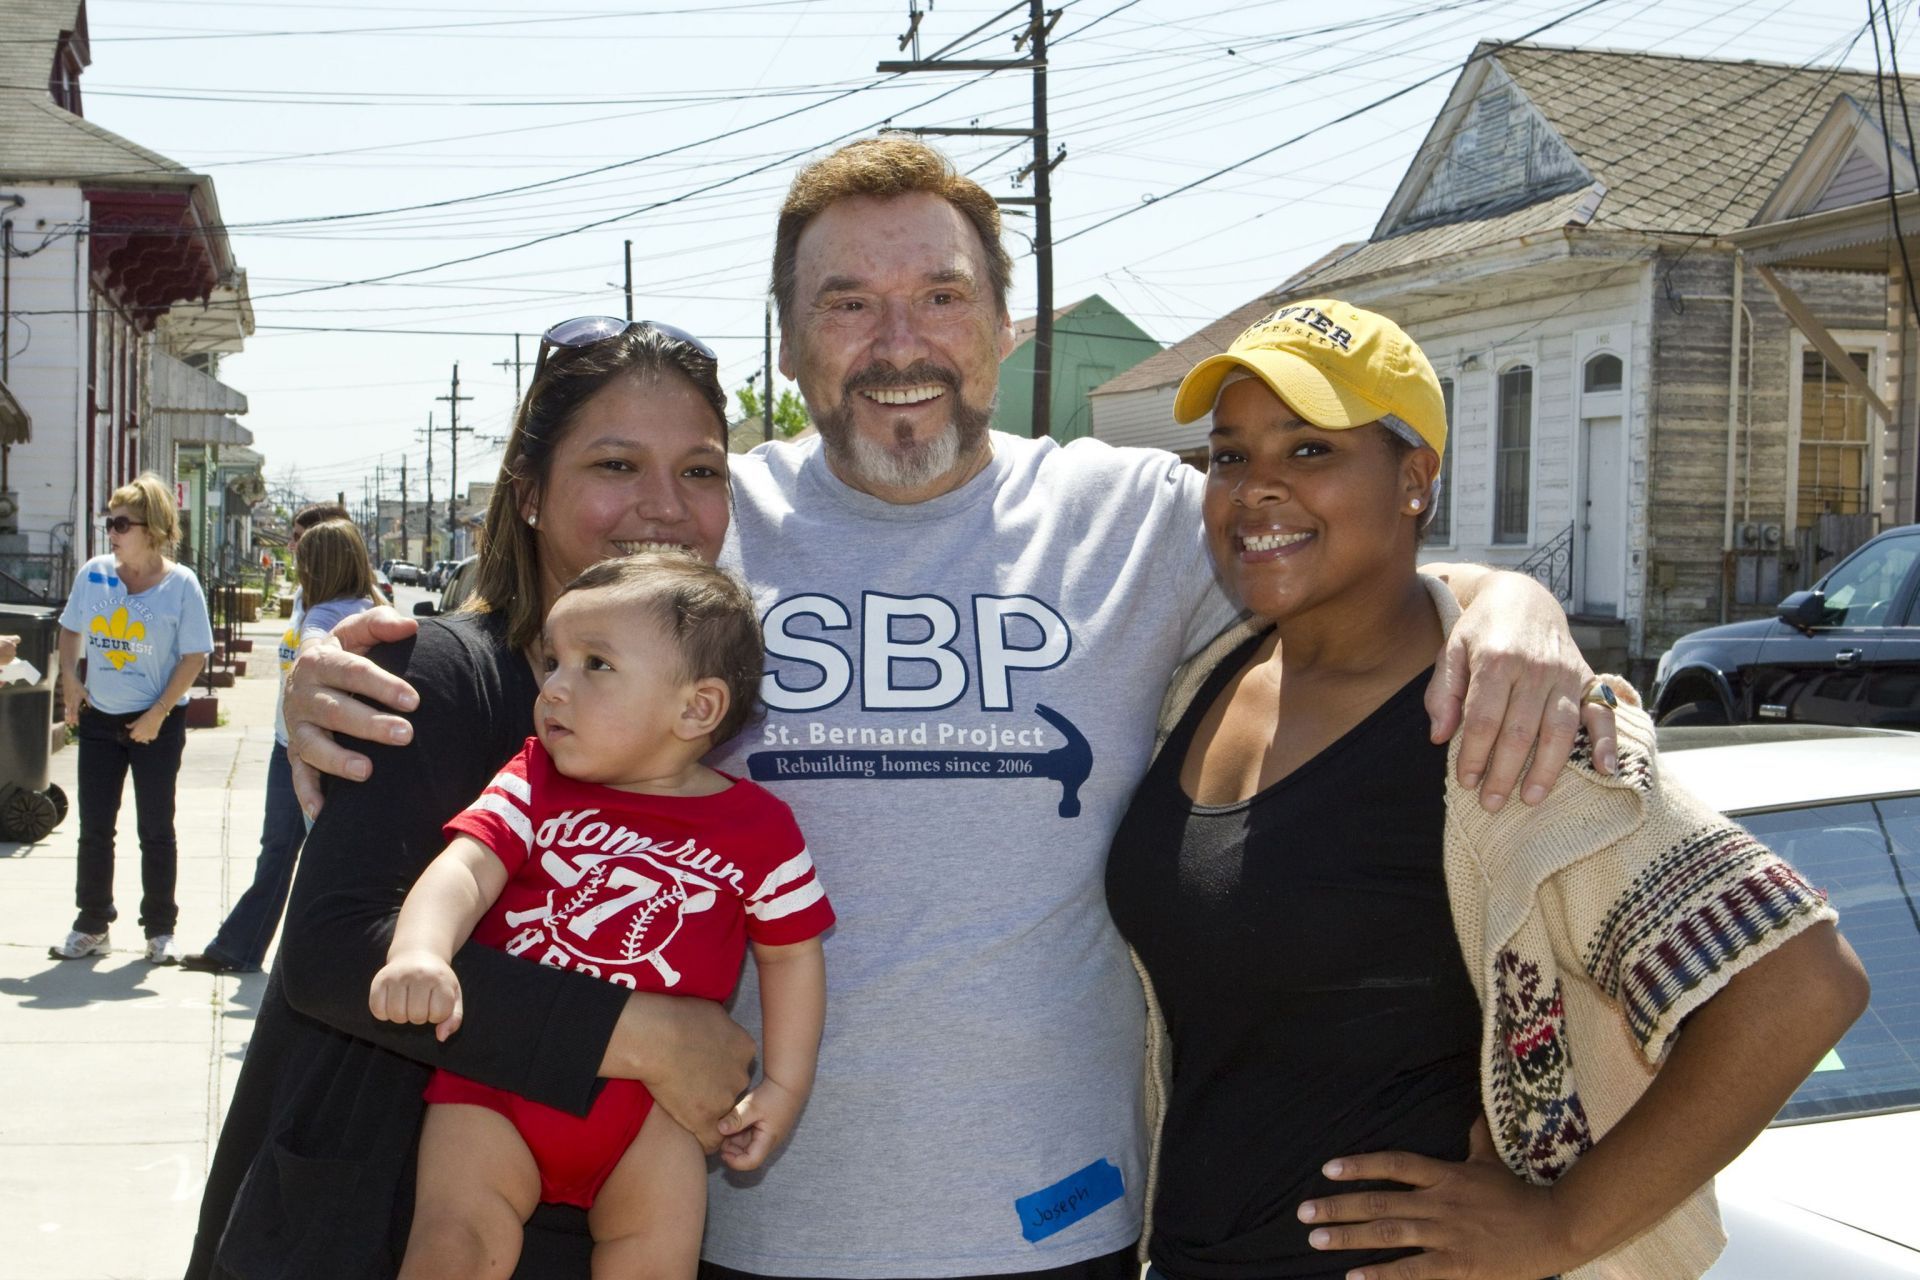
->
[1580, 414, 1623, 616]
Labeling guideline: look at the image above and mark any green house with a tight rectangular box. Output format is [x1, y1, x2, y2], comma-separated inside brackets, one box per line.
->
[992, 294, 1161, 441]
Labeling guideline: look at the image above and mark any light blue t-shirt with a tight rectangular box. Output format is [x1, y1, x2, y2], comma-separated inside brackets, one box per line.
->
[60, 555, 215, 715]
[271, 594, 372, 745]
[707, 433, 1240, 1277]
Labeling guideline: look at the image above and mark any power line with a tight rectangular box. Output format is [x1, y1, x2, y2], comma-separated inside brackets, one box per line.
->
[0, 0, 831, 44]
[171, 17, 1030, 303]
[1053, 0, 1617, 246]
[0, 77, 881, 108]
[86, 84, 899, 233]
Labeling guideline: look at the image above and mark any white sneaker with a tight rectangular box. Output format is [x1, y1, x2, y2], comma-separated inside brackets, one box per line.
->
[144, 934, 181, 965]
[50, 929, 110, 960]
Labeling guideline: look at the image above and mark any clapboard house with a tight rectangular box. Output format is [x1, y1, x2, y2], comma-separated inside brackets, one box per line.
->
[1091, 43, 1917, 681]
[0, 0, 253, 600]
[992, 295, 1160, 442]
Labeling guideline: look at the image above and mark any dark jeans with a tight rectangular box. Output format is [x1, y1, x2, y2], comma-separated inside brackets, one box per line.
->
[697, 1244, 1141, 1280]
[73, 702, 188, 937]
[202, 743, 307, 970]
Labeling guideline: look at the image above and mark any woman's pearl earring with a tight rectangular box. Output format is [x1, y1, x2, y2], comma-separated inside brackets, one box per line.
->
[526, 511, 538, 528]
[1409, 498, 1423, 512]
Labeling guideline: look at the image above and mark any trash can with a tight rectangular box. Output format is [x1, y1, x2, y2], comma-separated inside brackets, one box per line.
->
[0, 602, 68, 842]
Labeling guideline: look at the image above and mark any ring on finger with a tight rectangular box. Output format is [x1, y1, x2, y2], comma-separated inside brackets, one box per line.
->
[1581, 677, 1618, 709]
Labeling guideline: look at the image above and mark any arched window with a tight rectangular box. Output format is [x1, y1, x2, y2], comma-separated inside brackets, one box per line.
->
[1494, 365, 1532, 544]
[1584, 353, 1623, 393]
[1430, 378, 1454, 544]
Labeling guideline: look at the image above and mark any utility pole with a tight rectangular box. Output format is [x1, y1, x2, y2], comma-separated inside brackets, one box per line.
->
[763, 298, 775, 444]
[880, 2, 1064, 436]
[435, 364, 475, 557]
[1020, 3, 1059, 442]
[899, 0, 924, 57]
[494, 335, 533, 414]
[419, 412, 435, 564]
[624, 240, 635, 323]
[399, 454, 409, 562]
[374, 458, 385, 558]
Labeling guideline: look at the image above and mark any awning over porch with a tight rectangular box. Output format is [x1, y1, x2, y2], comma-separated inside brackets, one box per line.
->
[1730, 190, 1920, 272]
[171, 416, 253, 448]
[1732, 192, 1920, 524]
[0, 378, 29, 445]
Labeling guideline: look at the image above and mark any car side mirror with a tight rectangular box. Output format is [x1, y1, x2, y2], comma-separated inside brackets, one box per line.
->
[1776, 589, 1826, 634]
[412, 601, 439, 618]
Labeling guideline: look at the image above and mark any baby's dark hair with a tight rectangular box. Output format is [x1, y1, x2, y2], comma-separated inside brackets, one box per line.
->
[557, 555, 763, 746]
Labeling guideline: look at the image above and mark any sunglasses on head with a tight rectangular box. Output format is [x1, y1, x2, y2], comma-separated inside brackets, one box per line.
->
[533, 317, 717, 378]
[101, 515, 147, 534]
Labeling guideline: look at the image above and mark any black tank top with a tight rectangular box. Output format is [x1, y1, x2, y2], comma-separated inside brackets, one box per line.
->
[1106, 635, 1482, 1280]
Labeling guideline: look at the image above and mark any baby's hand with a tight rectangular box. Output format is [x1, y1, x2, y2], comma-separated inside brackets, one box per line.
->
[368, 950, 464, 1041]
[717, 1078, 805, 1171]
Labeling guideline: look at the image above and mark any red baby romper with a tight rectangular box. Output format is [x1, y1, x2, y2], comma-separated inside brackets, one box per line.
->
[423, 738, 836, 1207]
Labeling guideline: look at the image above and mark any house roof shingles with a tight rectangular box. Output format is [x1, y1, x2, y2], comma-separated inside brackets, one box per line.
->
[1302, 186, 1602, 293]
[1011, 299, 1084, 347]
[1299, 46, 1920, 294]
[0, 0, 200, 187]
[1089, 244, 1358, 398]
[1496, 43, 1917, 238]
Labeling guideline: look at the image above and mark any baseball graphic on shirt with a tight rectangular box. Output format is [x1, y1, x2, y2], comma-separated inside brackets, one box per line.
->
[532, 852, 718, 985]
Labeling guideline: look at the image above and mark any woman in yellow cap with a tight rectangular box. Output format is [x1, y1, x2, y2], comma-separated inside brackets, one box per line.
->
[1105, 300, 1868, 1280]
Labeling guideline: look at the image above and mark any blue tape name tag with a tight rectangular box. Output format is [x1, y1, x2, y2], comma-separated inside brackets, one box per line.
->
[1014, 1159, 1125, 1244]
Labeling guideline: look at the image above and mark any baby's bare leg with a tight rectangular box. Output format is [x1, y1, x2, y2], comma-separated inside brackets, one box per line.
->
[586, 1106, 707, 1280]
[400, 1103, 543, 1280]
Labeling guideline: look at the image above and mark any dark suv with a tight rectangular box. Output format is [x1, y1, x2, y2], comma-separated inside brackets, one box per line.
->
[1651, 523, 1920, 728]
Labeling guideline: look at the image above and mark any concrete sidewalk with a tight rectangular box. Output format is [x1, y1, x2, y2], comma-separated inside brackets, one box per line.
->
[0, 610, 293, 1280]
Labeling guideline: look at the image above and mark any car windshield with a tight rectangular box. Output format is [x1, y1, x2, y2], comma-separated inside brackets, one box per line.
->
[1738, 794, 1920, 1124]
[1816, 536, 1919, 626]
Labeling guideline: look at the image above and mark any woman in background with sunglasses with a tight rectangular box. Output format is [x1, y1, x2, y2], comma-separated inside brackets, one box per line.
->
[188, 321, 756, 1280]
[50, 473, 214, 965]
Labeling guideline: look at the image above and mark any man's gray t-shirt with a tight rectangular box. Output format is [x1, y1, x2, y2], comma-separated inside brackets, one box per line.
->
[709, 432, 1239, 1277]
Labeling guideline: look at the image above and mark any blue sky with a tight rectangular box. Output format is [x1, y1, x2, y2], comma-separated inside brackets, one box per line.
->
[77, 0, 1891, 503]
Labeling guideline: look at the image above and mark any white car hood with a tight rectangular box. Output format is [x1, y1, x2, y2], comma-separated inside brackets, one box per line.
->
[1708, 1109, 1920, 1274]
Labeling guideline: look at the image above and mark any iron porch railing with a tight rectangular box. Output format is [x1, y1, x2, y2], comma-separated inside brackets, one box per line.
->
[1515, 521, 1574, 611]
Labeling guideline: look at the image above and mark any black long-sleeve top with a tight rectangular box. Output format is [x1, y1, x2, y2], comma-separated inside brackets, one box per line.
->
[187, 611, 627, 1279]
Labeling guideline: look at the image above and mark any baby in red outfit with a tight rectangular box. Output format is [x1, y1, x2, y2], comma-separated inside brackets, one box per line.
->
[371, 556, 833, 1280]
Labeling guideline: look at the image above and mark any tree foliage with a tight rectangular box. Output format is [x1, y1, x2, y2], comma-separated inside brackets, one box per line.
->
[735, 384, 812, 438]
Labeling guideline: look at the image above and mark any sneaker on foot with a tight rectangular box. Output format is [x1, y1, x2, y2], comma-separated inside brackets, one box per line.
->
[144, 934, 182, 965]
[50, 929, 110, 960]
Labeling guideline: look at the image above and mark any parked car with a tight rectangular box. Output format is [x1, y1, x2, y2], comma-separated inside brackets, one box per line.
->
[426, 559, 458, 590]
[1659, 724, 1920, 1276]
[387, 561, 424, 585]
[1651, 523, 1920, 729]
[413, 556, 478, 618]
[440, 555, 477, 612]
[371, 567, 395, 606]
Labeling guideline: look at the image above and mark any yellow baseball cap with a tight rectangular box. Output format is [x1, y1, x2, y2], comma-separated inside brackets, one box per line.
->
[1173, 299, 1447, 456]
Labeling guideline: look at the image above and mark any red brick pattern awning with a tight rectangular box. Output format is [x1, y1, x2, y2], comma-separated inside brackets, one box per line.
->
[84, 188, 218, 330]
